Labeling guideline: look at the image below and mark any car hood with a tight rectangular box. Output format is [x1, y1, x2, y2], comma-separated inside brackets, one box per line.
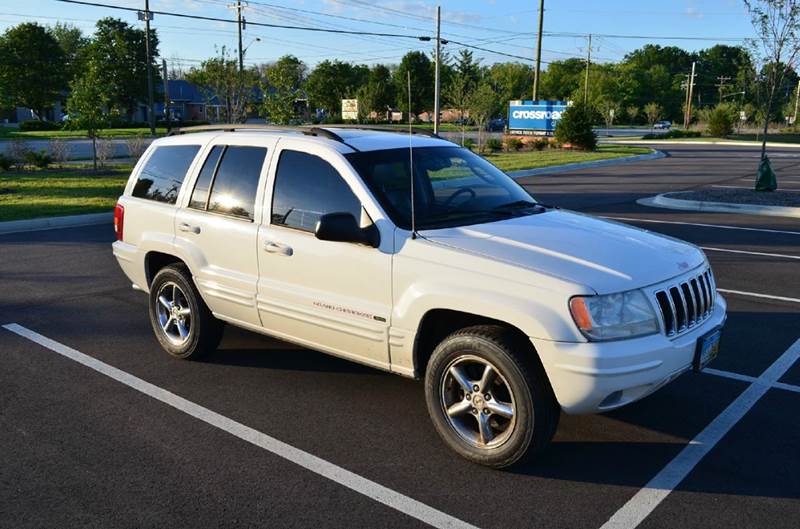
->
[419, 210, 705, 294]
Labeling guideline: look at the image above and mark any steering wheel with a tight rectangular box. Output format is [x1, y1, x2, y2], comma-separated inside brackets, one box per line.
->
[442, 187, 477, 208]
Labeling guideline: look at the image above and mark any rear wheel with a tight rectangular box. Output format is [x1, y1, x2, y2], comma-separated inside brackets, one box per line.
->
[148, 265, 223, 359]
[424, 325, 559, 468]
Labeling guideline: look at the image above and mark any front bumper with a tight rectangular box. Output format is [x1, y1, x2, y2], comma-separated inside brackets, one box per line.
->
[534, 295, 727, 414]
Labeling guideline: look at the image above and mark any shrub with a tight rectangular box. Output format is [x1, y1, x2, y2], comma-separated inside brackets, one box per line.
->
[0, 153, 12, 171]
[18, 120, 62, 132]
[533, 138, 548, 151]
[126, 135, 148, 160]
[486, 138, 503, 152]
[554, 102, 597, 150]
[504, 137, 524, 151]
[462, 137, 476, 150]
[24, 149, 53, 169]
[48, 139, 70, 166]
[96, 138, 115, 167]
[8, 139, 31, 168]
[706, 104, 736, 137]
[642, 129, 702, 140]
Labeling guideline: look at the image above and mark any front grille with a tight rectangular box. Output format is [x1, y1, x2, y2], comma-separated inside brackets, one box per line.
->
[654, 268, 716, 337]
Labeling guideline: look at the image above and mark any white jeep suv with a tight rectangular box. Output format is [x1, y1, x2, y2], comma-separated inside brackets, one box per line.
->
[112, 126, 726, 468]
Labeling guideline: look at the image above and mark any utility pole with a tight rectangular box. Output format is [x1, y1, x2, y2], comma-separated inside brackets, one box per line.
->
[793, 78, 800, 126]
[433, 5, 441, 135]
[532, 0, 544, 100]
[141, 1, 155, 136]
[583, 34, 591, 104]
[715, 75, 731, 103]
[162, 59, 170, 132]
[229, 1, 245, 71]
[685, 61, 696, 129]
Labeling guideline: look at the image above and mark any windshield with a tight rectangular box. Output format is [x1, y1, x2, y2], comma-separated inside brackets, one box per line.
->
[345, 146, 543, 230]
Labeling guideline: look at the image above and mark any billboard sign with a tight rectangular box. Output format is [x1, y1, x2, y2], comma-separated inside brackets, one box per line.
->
[508, 100, 569, 134]
[342, 99, 358, 120]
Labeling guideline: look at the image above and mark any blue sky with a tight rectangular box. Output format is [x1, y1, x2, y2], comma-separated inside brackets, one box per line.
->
[0, 0, 759, 69]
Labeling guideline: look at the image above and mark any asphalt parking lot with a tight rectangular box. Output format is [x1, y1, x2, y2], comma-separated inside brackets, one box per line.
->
[1, 143, 798, 529]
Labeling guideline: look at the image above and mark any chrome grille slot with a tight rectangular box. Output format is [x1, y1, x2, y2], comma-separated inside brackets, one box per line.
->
[654, 268, 716, 337]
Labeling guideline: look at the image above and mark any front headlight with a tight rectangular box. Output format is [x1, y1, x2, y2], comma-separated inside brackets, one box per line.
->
[569, 289, 659, 341]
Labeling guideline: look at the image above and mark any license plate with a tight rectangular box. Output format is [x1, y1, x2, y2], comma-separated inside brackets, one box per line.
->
[694, 328, 722, 371]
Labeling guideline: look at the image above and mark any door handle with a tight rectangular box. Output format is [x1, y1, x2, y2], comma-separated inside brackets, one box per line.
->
[178, 222, 201, 234]
[264, 241, 293, 256]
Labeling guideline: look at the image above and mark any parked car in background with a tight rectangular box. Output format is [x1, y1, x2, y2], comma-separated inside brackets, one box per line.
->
[653, 120, 672, 129]
[487, 118, 506, 132]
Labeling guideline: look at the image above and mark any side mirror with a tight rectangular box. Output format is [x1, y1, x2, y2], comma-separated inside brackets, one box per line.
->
[315, 212, 380, 247]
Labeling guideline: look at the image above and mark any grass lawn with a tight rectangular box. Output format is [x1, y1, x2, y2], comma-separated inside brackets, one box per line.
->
[0, 166, 130, 222]
[0, 127, 165, 140]
[483, 145, 652, 172]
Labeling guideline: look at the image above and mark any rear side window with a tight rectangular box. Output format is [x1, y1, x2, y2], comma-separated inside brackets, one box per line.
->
[189, 146, 267, 220]
[132, 145, 200, 204]
[271, 150, 361, 231]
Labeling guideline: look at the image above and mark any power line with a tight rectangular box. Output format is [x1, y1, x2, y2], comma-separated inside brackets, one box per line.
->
[53, 0, 433, 40]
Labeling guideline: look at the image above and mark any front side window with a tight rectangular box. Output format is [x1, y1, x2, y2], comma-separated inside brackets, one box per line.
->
[271, 150, 361, 232]
[345, 146, 542, 230]
[188, 145, 267, 220]
[132, 145, 200, 204]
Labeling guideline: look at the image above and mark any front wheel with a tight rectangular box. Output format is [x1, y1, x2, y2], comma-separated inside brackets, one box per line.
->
[424, 325, 559, 468]
[148, 264, 224, 360]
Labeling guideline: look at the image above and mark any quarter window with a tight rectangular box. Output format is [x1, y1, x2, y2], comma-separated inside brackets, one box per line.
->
[189, 145, 223, 210]
[132, 145, 200, 204]
[271, 150, 361, 232]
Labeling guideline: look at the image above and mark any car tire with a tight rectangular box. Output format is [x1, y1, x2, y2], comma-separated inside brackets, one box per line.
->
[148, 264, 224, 360]
[424, 324, 559, 468]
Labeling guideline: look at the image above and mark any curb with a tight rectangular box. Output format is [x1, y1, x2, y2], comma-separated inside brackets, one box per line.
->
[508, 149, 665, 179]
[637, 193, 800, 219]
[606, 139, 800, 148]
[0, 212, 113, 235]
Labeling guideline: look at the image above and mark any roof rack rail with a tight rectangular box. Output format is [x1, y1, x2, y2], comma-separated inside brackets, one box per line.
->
[169, 123, 441, 140]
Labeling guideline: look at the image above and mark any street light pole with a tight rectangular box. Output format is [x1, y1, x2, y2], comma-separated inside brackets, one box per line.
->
[434, 5, 441, 135]
[143, 0, 155, 135]
[532, 0, 544, 100]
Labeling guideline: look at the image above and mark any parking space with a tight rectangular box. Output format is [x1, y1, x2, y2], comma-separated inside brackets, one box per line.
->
[2, 143, 799, 528]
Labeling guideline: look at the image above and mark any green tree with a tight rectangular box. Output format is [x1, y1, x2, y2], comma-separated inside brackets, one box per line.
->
[0, 23, 67, 119]
[260, 55, 306, 124]
[358, 64, 396, 120]
[186, 46, 256, 123]
[467, 81, 499, 152]
[539, 58, 585, 100]
[66, 60, 110, 170]
[444, 50, 481, 142]
[395, 51, 434, 116]
[706, 103, 737, 137]
[86, 18, 160, 120]
[554, 102, 597, 150]
[306, 60, 367, 116]
[51, 22, 89, 85]
[626, 105, 640, 124]
[488, 62, 532, 104]
[644, 102, 663, 131]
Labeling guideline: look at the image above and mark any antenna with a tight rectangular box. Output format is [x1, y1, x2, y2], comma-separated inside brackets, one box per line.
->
[408, 71, 417, 239]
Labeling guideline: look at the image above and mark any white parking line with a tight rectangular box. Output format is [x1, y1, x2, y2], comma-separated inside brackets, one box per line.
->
[716, 288, 800, 304]
[600, 336, 800, 529]
[603, 216, 800, 236]
[1, 323, 478, 529]
[703, 368, 800, 394]
[700, 246, 800, 260]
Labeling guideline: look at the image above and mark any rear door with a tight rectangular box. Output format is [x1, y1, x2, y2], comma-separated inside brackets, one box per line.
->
[174, 137, 275, 327]
[256, 140, 392, 370]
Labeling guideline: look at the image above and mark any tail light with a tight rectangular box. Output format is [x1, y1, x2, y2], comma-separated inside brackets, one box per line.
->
[114, 203, 125, 241]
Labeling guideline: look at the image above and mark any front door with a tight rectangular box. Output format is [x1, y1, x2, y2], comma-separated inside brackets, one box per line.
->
[256, 140, 392, 370]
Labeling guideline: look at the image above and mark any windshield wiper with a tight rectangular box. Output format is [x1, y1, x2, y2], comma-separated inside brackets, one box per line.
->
[491, 200, 542, 211]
